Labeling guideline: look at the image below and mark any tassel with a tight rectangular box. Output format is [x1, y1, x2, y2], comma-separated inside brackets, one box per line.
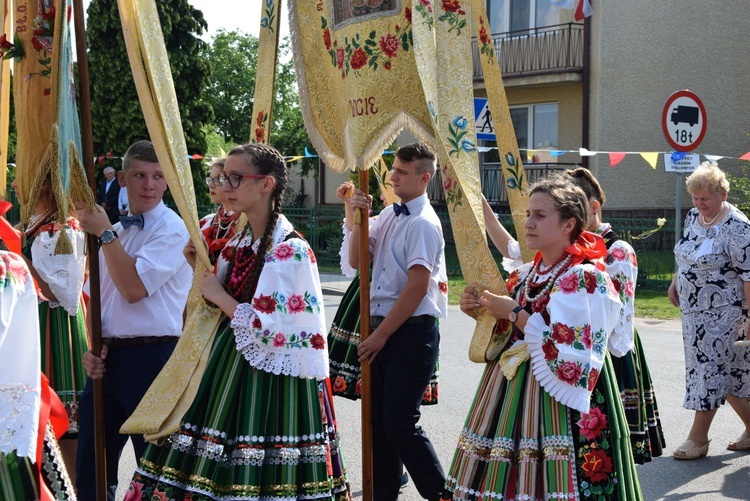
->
[54, 226, 73, 255]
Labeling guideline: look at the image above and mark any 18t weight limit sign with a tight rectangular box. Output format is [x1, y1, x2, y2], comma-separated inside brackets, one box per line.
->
[662, 90, 707, 152]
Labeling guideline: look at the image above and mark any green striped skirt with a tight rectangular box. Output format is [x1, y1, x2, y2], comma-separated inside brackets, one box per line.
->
[443, 349, 643, 500]
[609, 329, 665, 464]
[39, 301, 88, 435]
[327, 274, 439, 405]
[129, 317, 351, 500]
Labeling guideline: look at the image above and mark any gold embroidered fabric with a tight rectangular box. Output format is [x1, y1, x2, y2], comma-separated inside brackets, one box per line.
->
[0, 0, 9, 197]
[117, 0, 218, 440]
[250, 0, 280, 144]
[289, 0, 436, 173]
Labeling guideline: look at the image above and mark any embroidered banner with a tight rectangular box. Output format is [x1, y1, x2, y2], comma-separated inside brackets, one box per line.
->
[117, 0, 218, 440]
[289, 0, 435, 172]
[250, 0, 280, 144]
[0, 0, 10, 197]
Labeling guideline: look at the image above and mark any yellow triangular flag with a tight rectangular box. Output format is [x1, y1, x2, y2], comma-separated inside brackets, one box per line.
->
[640, 152, 659, 169]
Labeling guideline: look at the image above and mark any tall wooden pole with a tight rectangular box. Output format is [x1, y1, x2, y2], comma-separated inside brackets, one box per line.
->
[72, 1, 107, 499]
[358, 167, 373, 501]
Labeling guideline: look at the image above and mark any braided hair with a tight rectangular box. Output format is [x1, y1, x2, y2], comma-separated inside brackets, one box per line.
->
[227, 143, 288, 305]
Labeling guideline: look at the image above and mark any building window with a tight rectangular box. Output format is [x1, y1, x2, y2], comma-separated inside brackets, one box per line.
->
[480, 102, 558, 163]
[487, 0, 562, 34]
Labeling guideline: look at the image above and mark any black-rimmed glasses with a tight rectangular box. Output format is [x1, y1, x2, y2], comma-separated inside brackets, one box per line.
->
[218, 173, 267, 189]
[205, 176, 222, 187]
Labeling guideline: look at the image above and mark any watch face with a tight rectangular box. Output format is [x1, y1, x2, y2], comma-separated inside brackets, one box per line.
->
[508, 312, 517, 323]
[100, 230, 116, 244]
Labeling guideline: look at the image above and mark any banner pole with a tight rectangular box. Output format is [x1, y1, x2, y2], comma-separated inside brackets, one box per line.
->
[358, 167, 373, 501]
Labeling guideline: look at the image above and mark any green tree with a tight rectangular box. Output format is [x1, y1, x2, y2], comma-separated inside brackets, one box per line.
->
[86, 0, 212, 202]
[203, 32, 314, 176]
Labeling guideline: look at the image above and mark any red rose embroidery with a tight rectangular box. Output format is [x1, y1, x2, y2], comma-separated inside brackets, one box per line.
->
[611, 247, 626, 261]
[307, 246, 317, 263]
[551, 322, 575, 345]
[442, 0, 461, 13]
[333, 376, 347, 392]
[350, 48, 368, 70]
[405, 7, 412, 23]
[439, 282, 448, 294]
[581, 448, 613, 483]
[384, 61, 392, 70]
[287, 294, 306, 313]
[422, 386, 433, 401]
[583, 271, 598, 294]
[556, 361, 582, 384]
[273, 332, 287, 348]
[581, 324, 592, 349]
[336, 47, 346, 69]
[588, 367, 599, 391]
[577, 406, 608, 440]
[253, 294, 277, 314]
[542, 339, 559, 360]
[32, 37, 44, 51]
[323, 28, 332, 51]
[559, 273, 579, 293]
[0, 35, 12, 49]
[379, 33, 399, 58]
[252, 317, 262, 329]
[625, 281, 634, 297]
[274, 243, 295, 260]
[41, 6, 56, 20]
[612, 278, 622, 293]
[479, 25, 490, 44]
[254, 127, 264, 143]
[310, 333, 326, 350]
[531, 293, 550, 313]
[355, 379, 362, 395]
[256, 110, 265, 127]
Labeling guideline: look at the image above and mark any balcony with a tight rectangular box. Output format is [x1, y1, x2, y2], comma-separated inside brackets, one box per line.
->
[472, 23, 584, 80]
[428, 162, 575, 205]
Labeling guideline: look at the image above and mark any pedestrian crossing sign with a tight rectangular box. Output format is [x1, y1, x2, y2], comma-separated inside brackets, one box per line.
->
[474, 98, 495, 141]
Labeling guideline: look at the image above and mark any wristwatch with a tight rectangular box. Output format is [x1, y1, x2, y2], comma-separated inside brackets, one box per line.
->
[508, 305, 524, 323]
[98, 229, 119, 245]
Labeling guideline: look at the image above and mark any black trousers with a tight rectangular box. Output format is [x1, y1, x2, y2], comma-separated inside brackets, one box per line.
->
[371, 319, 445, 501]
[76, 341, 176, 501]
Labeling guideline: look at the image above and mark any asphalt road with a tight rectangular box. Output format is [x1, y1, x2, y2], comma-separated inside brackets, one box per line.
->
[114, 291, 750, 500]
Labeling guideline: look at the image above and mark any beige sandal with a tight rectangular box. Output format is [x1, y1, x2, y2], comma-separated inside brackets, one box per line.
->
[673, 439, 710, 460]
[727, 431, 750, 451]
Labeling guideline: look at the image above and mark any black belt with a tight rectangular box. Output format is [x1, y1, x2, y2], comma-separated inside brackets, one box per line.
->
[102, 336, 179, 348]
[370, 314, 435, 330]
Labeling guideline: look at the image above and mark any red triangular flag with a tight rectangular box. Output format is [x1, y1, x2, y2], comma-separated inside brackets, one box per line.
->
[739, 152, 750, 161]
[608, 152, 627, 168]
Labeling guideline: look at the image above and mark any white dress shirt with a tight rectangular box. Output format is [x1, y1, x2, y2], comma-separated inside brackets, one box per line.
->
[85, 201, 192, 338]
[368, 194, 448, 319]
[118, 187, 128, 212]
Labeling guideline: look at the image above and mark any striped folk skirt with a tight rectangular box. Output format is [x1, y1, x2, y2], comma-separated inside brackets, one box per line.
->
[127, 318, 351, 500]
[327, 274, 439, 405]
[39, 301, 88, 435]
[609, 329, 665, 463]
[443, 351, 643, 500]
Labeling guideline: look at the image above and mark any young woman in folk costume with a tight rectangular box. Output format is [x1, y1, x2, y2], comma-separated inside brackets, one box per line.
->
[126, 144, 350, 500]
[442, 178, 643, 500]
[199, 158, 240, 266]
[563, 167, 665, 463]
[327, 181, 440, 407]
[13, 174, 87, 480]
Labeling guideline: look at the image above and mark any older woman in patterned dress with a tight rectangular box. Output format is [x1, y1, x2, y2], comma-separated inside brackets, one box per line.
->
[669, 162, 750, 459]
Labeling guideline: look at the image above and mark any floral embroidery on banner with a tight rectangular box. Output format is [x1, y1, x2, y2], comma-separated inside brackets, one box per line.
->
[446, 115, 476, 158]
[260, 0, 275, 32]
[321, 9, 413, 79]
[437, 0, 467, 35]
[27, 1, 56, 95]
[503, 152, 524, 191]
[414, 0, 435, 30]
[253, 110, 268, 143]
[477, 16, 494, 62]
[441, 164, 463, 210]
[0, 33, 24, 61]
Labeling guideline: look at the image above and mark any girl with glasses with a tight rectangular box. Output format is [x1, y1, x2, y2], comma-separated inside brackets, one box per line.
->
[199, 158, 240, 266]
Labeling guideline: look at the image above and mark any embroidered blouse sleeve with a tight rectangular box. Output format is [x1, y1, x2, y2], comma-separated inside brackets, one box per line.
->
[523, 264, 622, 414]
[230, 237, 328, 379]
[30, 218, 86, 315]
[339, 220, 357, 278]
[605, 240, 638, 357]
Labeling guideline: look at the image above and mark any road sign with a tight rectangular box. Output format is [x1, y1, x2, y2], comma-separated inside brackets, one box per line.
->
[662, 90, 707, 152]
[474, 98, 495, 140]
[664, 153, 700, 173]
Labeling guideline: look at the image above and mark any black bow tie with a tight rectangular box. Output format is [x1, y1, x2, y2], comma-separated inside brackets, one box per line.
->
[393, 203, 410, 216]
[119, 214, 144, 229]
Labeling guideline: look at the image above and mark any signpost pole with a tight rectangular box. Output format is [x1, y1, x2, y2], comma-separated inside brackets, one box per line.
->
[675, 173, 682, 249]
